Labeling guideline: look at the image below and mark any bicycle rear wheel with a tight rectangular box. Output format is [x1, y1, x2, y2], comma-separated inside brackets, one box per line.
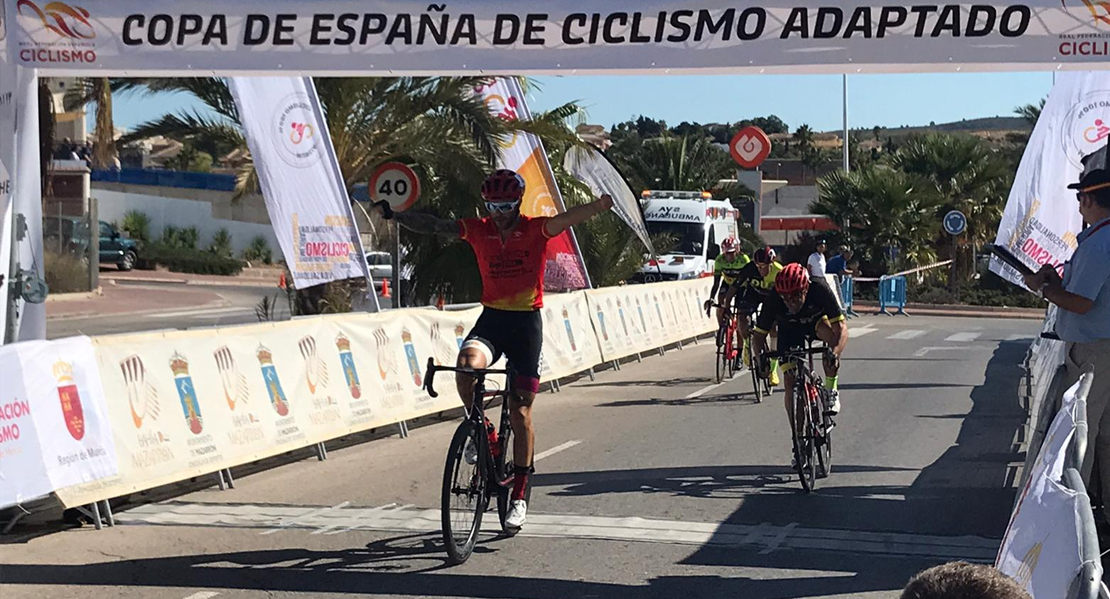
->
[496, 414, 533, 535]
[441, 420, 488, 564]
[715, 343, 726, 384]
[749, 357, 763, 401]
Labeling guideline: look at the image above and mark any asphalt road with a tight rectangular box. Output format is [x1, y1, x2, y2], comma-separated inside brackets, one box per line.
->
[2, 314, 1037, 599]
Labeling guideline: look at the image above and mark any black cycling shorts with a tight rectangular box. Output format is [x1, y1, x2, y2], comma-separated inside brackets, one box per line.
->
[464, 307, 543, 393]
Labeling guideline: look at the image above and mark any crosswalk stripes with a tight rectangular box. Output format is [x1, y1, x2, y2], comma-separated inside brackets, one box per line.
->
[887, 330, 926, 340]
[945, 332, 982, 342]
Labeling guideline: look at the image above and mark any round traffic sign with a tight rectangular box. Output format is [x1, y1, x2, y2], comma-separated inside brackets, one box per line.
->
[944, 210, 967, 236]
[729, 126, 772, 169]
[369, 162, 421, 212]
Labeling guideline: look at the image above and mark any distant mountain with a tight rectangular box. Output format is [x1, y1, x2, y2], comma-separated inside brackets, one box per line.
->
[829, 116, 1030, 137]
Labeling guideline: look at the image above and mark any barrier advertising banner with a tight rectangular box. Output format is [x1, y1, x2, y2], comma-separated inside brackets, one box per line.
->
[991, 71, 1105, 287]
[997, 379, 1084, 598]
[229, 76, 373, 294]
[474, 77, 590, 290]
[5, 1, 1107, 75]
[0, 336, 117, 508]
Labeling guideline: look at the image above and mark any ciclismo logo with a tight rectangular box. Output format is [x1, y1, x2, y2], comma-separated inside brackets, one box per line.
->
[1072, 0, 1110, 26]
[15, 0, 98, 65]
[1060, 91, 1110, 169]
[273, 93, 323, 168]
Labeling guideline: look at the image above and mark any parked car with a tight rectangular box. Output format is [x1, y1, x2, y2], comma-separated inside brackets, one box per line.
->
[43, 216, 139, 271]
[365, 251, 393, 282]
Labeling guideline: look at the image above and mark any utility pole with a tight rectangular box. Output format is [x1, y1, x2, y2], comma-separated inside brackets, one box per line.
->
[842, 74, 850, 173]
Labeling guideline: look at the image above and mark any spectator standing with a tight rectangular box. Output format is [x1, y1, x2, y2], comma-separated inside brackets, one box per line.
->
[1023, 142, 1110, 516]
[827, 245, 856, 278]
[807, 238, 828, 278]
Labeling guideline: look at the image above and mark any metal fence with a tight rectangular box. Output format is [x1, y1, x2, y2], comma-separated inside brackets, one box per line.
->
[1017, 306, 1105, 599]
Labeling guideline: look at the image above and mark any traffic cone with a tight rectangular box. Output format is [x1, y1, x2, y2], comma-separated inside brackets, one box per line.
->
[278, 272, 287, 289]
[380, 278, 391, 299]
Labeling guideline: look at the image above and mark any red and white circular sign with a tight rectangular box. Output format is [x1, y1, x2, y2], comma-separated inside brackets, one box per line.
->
[369, 162, 421, 212]
[729, 126, 772, 169]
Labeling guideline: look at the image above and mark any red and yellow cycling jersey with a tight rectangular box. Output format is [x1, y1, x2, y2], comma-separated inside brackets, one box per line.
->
[458, 215, 554, 311]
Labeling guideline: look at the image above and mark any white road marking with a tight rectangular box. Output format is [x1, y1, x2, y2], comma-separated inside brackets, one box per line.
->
[118, 502, 1000, 562]
[534, 440, 582, 462]
[684, 371, 743, 399]
[1006, 334, 1032, 341]
[914, 345, 995, 357]
[182, 593, 220, 599]
[850, 325, 877, 337]
[260, 501, 350, 535]
[145, 307, 254, 319]
[887, 330, 926, 340]
[945, 332, 982, 342]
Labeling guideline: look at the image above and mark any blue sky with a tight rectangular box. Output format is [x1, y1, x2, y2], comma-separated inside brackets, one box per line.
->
[106, 72, 1053, 134]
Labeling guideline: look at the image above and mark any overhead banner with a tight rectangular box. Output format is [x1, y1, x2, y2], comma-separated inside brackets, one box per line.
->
[4, 0, 1107, 75]
[0, 336, 118, 508]
[474, 77, 590, 290]
[991, 72, 1101, 287]
[229, 76, 373, 294]
[564, 145, 656, 257]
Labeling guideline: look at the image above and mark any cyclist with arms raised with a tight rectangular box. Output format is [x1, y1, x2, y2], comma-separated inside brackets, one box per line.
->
[751, 263, 849, 456]
[722, 246, 784, 385]
[375, 169, 612, 532]
[703, 237, 749, 347]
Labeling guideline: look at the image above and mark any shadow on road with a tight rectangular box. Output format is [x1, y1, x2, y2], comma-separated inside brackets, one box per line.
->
[596, 392, 762, 408]
[837, 382, 974, 391]
[576, 376, 713, 389]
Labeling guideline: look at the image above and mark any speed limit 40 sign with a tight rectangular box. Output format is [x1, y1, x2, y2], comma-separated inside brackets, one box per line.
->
[369, 162, 421, 212]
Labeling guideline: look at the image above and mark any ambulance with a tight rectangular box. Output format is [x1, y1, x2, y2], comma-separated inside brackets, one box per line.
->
[635, 190, 741, 283]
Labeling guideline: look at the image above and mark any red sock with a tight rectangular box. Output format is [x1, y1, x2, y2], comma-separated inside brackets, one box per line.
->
[512, 465, 530, 501]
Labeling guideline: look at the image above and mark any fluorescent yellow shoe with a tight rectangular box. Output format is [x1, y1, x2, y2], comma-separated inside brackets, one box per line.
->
[769, 367, 780, 388]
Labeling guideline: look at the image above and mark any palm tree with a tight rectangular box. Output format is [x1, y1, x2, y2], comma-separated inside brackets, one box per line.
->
[62, 78, 118, 168]
[117, 77, 586, 307]
[1014, 98, 1046, 128]
[814, 166, 942, 273]
[890, 133, 1011, 282]
[612, 135, 734, 193]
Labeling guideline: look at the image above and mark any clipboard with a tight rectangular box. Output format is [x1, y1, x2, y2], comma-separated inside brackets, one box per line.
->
[989, 244, 1035, 277]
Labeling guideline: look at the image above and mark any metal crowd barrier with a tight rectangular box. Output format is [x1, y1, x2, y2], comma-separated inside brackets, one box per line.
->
[1014, 305, 1104, 599]
[839, 275, 858, 318]
[878, 275, 909, 316]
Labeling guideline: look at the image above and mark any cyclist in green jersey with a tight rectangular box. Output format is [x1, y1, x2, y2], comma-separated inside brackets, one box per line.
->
[722, 246, 784, 385]
[704, 236, 750, 344]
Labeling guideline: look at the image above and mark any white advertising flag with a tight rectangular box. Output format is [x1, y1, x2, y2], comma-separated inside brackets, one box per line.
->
[564, 145, 655, 257]
[229, 77, 374, 296]
[991, 72, 1105, 286]
[474, 78, 591, 290]
[997, 380, 1084, 598]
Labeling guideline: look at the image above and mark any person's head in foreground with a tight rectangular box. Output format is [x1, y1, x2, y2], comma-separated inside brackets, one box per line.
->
[1067, 142, 1110, 227]
[900, 562, 1031, 599]
[481, 169, 526, 231]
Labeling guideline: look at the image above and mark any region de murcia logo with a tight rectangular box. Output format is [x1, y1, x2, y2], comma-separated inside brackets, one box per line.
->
[170, 352, 204, 435]
[257, 344, 290, 417]
[336, 333, 362, 400]
[53, 360, 85, 441]
[120, 354, 160, 429]
[16, 0, 95, 39]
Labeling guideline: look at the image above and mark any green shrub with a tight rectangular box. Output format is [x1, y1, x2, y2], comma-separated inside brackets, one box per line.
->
[142, 241, 244, 276]
[242, 235, 273, 264]
[45, 250, 90, 293]
[179, 226, 200, 250]
[122, 210, 151, 242]
[208, 228, 233, 258]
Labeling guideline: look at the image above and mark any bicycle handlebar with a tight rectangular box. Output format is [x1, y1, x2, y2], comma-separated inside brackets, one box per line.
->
[422, 357, 512, 399]
[763, 346, 829, 361]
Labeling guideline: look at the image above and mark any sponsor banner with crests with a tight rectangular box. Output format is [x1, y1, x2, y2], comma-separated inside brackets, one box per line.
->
[991, 71, 1102, 287]
[0, 336, 117, 508]
[53, 319, 380, 507]
[5, 0, 1108, 75]
[538, 292, 604, 381]
[587, 279, 714, 362]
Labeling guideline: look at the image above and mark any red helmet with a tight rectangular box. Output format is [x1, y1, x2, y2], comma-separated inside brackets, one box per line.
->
[775, 262, 810, 295]
[720, 236, 740, 253]
[753, 246, 776, 264]
[481, 169, 526, 201]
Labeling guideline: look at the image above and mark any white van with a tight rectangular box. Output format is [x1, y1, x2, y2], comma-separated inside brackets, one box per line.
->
[635, 190, 740, 283]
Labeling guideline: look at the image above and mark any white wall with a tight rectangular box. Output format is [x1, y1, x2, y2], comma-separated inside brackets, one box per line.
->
[93, 189, 280, 256]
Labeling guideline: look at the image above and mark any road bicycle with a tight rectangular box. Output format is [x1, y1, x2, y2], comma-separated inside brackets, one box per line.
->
[740, 308, 771, 403]
[763, 341, 834, 492]
[423, 358, 531, 564]
[706, 302, 739, 384]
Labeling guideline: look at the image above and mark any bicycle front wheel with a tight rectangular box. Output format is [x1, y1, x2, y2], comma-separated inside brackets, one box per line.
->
[441, 420, 488, 564]
[792, 380, 818, 493]
[749, 353, 763, 402]
[816, 392, 833, 479]
[715, 344, 726, 384]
